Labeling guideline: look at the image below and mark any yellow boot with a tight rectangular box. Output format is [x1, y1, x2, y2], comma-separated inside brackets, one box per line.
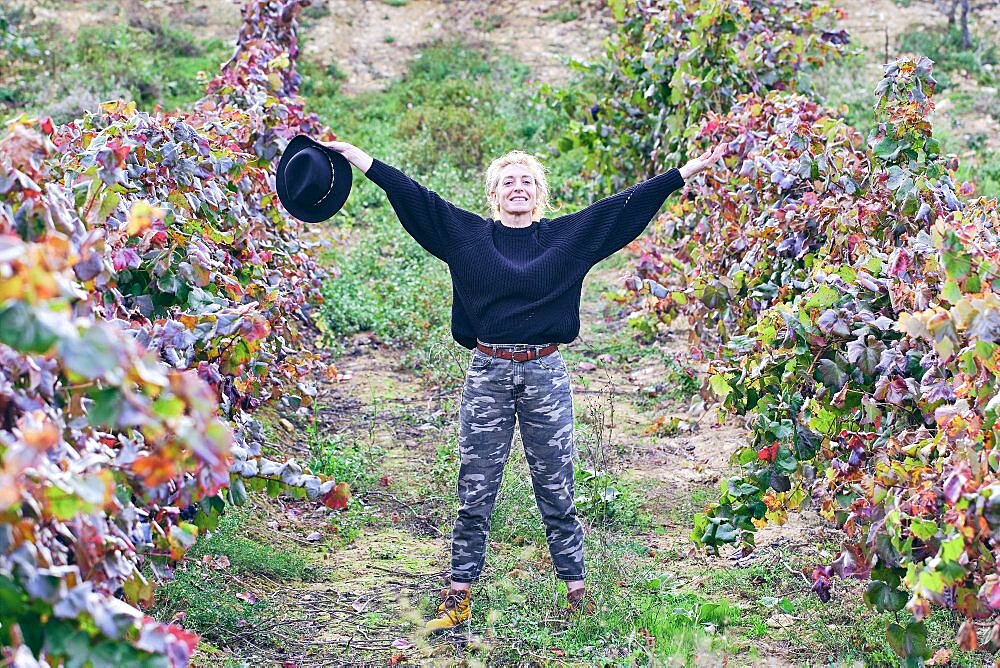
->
[425, 587, 471, 631]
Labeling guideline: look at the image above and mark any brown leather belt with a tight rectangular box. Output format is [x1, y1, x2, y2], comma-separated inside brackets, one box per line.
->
[476, 342, 559, 362]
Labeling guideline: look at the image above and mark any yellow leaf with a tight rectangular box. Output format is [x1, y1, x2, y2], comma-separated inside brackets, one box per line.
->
[127, 200, 163, 236]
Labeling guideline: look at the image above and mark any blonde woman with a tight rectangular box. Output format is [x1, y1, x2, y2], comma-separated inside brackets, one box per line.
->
[314, 138, 726, 629]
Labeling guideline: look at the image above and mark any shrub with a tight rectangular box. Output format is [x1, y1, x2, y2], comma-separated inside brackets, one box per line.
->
[1, 1, 349, 665]
[623, 54, 1000, 661]
[546, 0, 851, 193]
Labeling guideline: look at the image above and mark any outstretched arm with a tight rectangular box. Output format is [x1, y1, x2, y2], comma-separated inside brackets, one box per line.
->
[318, 139, 374, 173]
[318, 140, 487, 262]
[548, 142, 728, 263]
[678, 143, 728, 181]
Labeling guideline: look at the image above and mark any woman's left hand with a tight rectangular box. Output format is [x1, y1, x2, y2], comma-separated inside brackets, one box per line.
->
[679, 141, 728, 180]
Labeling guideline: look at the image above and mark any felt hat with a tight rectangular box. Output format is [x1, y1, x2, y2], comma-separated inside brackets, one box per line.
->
[276, 134, 353, 223]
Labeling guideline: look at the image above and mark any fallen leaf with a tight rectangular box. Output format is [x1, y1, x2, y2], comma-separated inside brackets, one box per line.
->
[928, 648, 952, 665]
[957, 620, 978, 651]
[235, 591, 258, 604]
[391, 638, 414, 650]
[380, 474, 392, 487]
[766, 613, 796, 629]
[305, 531, 322, 542]
[550, 647, 565, 657]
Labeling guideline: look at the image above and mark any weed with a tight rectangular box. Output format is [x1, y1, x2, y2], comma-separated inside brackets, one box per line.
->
[542, 8, 580, 22]
[326, 497, 379, 546]
[430, 440, 459, 486]
[301, 2, 331, 19]
[472, 14, 504, 32]
[307, 423, 384, 488]
[190, 506, 318, 580]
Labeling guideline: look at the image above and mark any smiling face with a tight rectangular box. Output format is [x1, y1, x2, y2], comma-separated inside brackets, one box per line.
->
[491, 164, 538, 219]
[484, 150, 550, 222]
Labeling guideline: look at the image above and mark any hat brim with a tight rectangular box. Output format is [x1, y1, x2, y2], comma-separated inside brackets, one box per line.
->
[276, 134, 353, 223]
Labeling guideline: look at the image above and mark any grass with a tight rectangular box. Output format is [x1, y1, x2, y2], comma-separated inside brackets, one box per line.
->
[542, 8, 580, 22]
[153, 505, 319, 647]
[1, 16, 229, 122]
[307, 418, 386, 488]
[452, 447, 733, 664]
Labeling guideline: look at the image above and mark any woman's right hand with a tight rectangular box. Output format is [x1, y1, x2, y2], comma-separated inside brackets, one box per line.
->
[317, 139, 374, 173]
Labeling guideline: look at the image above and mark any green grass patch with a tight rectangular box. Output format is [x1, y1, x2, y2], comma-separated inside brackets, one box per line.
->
[307, 423, 385, 488]
[2, 16, 229, 122]
[153, 505, 318, 646]
[542, 8, 580, 22]
[326, 496, 380, 547]
[445, 447, 728, 664]
[187, 505, 318, 580]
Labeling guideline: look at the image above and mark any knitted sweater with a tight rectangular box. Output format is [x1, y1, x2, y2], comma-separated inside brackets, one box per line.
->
[365, 159, 685, 349]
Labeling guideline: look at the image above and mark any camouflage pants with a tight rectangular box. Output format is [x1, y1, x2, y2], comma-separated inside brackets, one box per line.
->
[451, 345, 585, 583]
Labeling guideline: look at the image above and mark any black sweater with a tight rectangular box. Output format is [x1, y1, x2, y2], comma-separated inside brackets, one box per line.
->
[365, 159, 685, 349]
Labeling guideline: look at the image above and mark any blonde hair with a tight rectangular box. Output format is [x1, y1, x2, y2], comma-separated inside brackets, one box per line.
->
[484, 150, 550, 220]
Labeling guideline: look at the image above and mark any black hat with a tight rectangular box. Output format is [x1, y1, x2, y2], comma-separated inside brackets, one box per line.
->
[276, 134, 353, 223]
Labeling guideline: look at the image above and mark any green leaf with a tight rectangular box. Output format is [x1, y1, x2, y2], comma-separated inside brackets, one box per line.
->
[809, 408, 837, 435]
[806, 284, 840, 309]
[0, 303, 58, 354]
[864, 580, 907, 612]
[87, 388, 122, 428]
[709, 373, 733, 400]
[910, 517, 937, 540]
[152, 396, 185, 420]
[943, 246, 972, 281]
[702, 519, 739, 545]
[814, 359, 848, 392]
[887, 621, 928, 659]
[873, 137, 900, 159]
[774, 447, 798, 474]
[44, 486, 90, 520]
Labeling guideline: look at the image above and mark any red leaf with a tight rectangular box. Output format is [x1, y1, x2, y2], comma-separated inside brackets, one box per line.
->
[757, 442, 779, 463]
[321, 481, 351, 511]
[379, 474, 392, 487]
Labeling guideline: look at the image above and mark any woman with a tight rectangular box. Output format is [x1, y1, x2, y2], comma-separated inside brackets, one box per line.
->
[318, 138, 727, 630]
